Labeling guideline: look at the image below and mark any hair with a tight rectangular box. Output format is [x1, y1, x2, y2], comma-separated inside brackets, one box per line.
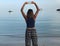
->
[27, 9, 34, 18]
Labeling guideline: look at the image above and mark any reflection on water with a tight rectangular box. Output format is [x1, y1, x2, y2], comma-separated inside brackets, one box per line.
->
[0, 18, 60, 37]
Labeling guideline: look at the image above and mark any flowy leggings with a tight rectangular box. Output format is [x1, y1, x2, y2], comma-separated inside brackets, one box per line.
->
[25, 29, 38, 46]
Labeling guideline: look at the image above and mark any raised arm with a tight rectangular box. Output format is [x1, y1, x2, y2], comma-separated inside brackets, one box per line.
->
[31, 1, 40, 19]
[21, 2, 28, 20]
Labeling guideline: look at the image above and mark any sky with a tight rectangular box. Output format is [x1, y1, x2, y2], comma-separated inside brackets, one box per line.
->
[0, 0, 60, 20]
[0, 0, 60, 12]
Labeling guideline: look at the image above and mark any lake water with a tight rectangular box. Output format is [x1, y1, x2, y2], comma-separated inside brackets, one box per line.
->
[0, 9, 60, 37]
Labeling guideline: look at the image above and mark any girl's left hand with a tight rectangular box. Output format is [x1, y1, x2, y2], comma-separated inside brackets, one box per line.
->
[25, 2, 29, 4]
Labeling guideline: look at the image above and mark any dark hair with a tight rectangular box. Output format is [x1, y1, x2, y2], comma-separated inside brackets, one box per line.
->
[27, 9, 34, 18]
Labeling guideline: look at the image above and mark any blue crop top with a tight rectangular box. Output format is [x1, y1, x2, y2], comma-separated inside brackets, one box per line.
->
[26, 18, 35, 28]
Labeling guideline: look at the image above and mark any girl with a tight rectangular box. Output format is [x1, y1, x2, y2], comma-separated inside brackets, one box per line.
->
[21, 1, 40, 46]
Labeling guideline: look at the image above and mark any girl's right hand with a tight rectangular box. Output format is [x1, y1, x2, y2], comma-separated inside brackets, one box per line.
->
[31, 1, 36, 4]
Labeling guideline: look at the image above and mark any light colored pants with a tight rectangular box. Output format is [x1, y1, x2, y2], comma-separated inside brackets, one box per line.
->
[25, 29, 38, 46]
